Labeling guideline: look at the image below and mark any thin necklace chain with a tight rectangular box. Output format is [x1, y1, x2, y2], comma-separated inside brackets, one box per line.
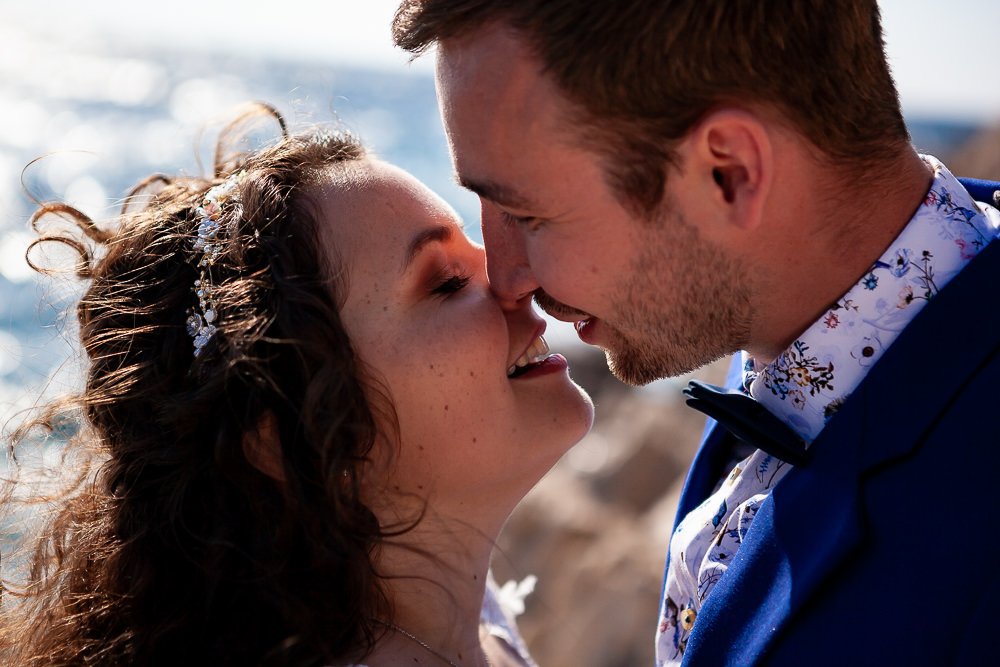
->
[372, 618, 493, 667]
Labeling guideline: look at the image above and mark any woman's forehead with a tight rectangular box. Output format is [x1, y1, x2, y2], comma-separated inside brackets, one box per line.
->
[310, 160, 462, 278]
[315, 160, 459, 240]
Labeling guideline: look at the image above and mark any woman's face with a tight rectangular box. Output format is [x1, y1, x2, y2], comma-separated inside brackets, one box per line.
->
[313, 160, 593, 515]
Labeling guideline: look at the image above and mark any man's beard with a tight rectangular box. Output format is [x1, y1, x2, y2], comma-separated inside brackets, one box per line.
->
[534, 209, 753, 386]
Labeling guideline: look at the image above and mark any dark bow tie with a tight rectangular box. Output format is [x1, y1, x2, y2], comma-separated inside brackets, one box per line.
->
[683, 380, 812, 467]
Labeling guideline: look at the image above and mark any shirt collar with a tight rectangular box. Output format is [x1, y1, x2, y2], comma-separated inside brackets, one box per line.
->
[743, 156, 1000, 443]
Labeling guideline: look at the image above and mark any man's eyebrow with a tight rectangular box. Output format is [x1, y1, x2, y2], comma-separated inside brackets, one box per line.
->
[404, 225, 454, 270]
[457, 175, 536, 210]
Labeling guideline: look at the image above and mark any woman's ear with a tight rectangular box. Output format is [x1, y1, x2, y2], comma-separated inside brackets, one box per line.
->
[242, 410, 286, 482]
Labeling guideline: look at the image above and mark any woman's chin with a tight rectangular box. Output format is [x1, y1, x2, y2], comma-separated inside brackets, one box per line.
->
[533, 396, 596, 475]
[523, 366, 595, 439]
[560, 381, 597, 443]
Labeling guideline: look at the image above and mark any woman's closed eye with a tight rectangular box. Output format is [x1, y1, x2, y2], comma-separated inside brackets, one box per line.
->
[431, 268, 472, 297]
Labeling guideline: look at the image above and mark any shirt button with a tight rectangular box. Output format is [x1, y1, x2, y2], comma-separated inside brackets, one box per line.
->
[680, 608, 697, 630]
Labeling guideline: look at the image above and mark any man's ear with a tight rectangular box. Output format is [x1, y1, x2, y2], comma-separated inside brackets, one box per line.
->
[242, 410, 286, 482]
[692, 108, 773, 231]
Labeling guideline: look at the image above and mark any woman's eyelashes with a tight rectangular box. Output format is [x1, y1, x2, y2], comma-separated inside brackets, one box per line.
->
[430, 268, 472, 297]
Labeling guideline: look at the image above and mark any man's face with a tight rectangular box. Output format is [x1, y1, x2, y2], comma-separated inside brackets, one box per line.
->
[436, 24, 752, 384]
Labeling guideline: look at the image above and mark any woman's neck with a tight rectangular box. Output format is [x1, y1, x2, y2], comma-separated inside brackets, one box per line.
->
[364, 513, 498, 667]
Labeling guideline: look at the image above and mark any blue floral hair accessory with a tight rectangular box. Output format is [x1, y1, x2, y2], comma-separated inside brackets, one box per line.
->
[186, 175, 240, 357]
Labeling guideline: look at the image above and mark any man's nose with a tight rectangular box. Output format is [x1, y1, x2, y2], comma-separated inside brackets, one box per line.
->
[481, 202, 539, 309]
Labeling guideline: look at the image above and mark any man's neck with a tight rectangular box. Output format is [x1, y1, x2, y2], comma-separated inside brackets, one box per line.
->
[748, 148, 934, 364]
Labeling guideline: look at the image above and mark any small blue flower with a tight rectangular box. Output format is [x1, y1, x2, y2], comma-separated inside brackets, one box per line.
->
[711, 500, 728, 528]
[953, 205, 976, 223]
[890, 248, 913, 277]
[708, 546, 733, 564]
[739, 500, 759, 540]
[862, 273, 878, 290]
[764, 374, 791, 399]
[757, 455, 772, 478]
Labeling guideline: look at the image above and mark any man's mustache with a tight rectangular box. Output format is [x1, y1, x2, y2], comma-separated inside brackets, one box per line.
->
[532, 289, 591, 321]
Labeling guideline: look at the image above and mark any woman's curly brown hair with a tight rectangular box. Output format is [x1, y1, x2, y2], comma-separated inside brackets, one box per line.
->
[1, 104, 399, 666]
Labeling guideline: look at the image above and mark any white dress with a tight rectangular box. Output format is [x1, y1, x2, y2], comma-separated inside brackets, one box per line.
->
[346, 572, 538, 667]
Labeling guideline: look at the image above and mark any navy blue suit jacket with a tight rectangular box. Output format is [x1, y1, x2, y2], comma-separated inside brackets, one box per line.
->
[669, 178, 1000, 666]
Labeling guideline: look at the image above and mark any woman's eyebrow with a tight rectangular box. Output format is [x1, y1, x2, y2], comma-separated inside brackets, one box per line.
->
[404, 225, 454, 271]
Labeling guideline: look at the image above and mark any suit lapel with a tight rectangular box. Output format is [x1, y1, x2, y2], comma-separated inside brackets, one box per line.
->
[854, 238, 1000, 471]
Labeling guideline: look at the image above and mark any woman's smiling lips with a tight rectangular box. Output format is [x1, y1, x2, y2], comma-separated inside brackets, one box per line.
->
[510, 353, 568, 379]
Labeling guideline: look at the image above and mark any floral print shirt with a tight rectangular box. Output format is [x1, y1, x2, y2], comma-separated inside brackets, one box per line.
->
[656, 156, 1000, 666]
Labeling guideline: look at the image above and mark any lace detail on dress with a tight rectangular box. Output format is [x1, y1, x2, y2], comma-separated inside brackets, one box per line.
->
[482, 572, 538, 667]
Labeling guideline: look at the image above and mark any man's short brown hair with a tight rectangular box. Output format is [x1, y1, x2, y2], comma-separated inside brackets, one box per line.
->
[394, 0, 910, 215]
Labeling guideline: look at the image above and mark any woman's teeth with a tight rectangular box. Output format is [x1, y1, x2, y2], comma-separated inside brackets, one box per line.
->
[507, 335, 550, 377]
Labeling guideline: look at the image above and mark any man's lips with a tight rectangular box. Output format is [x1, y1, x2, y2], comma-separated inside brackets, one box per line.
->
[532, 289, 600, 345]
[532, 289, 591, 322]
[573, 317, 599, 345]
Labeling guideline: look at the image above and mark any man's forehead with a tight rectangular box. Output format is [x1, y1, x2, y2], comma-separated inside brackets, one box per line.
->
[437, 22, 525, 78]
[437, 23, 555, 121]
[435, 22, 595, 210]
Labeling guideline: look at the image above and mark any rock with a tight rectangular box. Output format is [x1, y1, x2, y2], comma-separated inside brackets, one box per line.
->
[945, 121, 1000, 182]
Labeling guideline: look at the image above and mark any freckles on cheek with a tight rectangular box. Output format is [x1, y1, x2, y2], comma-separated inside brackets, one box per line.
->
[425, 363, 448, 379]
